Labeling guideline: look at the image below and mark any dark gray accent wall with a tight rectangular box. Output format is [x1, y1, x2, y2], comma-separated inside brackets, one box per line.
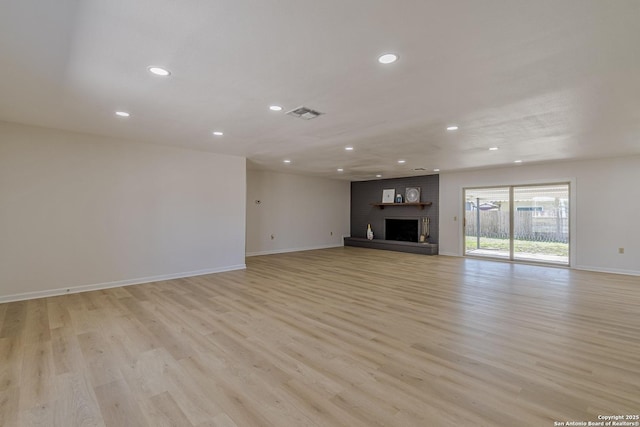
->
[351, 175, 439, 244]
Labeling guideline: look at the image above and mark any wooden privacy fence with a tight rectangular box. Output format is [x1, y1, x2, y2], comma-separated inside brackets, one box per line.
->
[465, 210, 569, 243]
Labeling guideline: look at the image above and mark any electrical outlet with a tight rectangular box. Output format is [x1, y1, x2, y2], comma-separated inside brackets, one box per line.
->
[618, 247, 624, 254]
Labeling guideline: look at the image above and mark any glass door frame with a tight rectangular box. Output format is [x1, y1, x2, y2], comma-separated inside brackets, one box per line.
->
[462, 181, 572, 266]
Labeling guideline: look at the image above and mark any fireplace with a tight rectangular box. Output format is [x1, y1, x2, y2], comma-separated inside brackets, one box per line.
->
[385, 218, 419, 242]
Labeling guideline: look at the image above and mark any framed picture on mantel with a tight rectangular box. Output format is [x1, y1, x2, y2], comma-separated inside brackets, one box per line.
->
[382, 188, 395, 203]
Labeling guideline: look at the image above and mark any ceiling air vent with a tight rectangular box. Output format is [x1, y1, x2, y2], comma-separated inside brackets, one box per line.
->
[286, 106, 324, 120]
[413, 167, 427, 171]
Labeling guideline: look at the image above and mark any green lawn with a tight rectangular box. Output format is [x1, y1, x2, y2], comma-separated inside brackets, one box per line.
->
[465, 236, 568, 256]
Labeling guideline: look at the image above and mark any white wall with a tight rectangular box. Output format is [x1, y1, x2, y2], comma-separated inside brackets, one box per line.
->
[0, 121, 247, 301]
[246, 170, 350, 256]
[439, 156, 640, 275]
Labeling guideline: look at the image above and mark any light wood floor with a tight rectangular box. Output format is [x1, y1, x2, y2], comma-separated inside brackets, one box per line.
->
[1, 247, 639, 426]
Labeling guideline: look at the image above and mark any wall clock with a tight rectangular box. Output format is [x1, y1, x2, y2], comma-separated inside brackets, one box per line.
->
[405, 187, 420, 203]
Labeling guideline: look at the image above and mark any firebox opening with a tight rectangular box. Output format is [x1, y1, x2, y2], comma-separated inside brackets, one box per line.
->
[385, 218, 419, 242]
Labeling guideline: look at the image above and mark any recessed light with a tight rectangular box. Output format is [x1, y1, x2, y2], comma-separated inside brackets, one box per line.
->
[398, 160, 406, 164]
[376, 174, 382, 178]
[269, 105, 283, 111]
[489, 147, 499, 151]
[378, 53, 398, 64]
[433, 168, 440, 172]
[446, 125, 459, 131]
[212, 131, 223, 136]
[337, 168, 344, 172]
[345, 146, 354, 151]
[514, 160, 523, 163]
[147, 66, 171, 76]
[283, 159, 291, 164]
[115, 111, 130, 117]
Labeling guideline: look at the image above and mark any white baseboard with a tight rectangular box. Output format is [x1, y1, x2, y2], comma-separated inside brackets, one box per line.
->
[437, 251, 460, 257]
[0, 264, 247, 304]
[246, 243, 343, 257]
[427, 253, 639, 276]
[574, 265, 640, 277]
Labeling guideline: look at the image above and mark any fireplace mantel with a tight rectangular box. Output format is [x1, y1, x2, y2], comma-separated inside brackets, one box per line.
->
[370, 202, 432, 210]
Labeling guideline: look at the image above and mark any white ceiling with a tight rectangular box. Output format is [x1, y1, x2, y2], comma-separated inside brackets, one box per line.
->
[1, 0, 639, 181]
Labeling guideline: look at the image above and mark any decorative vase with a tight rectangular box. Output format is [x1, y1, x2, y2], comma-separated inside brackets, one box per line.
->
[367, 224, 374, 240]
[395, 194, 403, 203]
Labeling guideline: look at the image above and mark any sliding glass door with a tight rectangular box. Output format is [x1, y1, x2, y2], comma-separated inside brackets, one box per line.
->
[512, 184, 569, 264]
[464, 187, 511, 259]
[464, 183, 569, 265]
